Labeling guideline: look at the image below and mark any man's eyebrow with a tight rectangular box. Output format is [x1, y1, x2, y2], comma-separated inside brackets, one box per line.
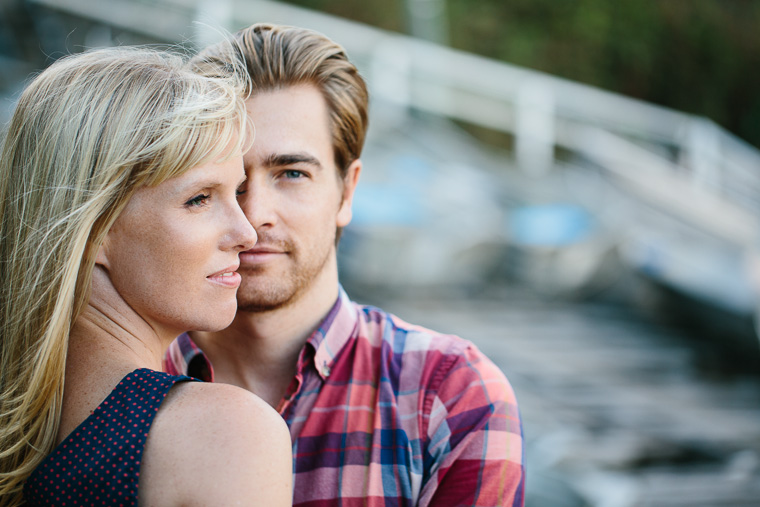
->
[263, 152, 322, 169]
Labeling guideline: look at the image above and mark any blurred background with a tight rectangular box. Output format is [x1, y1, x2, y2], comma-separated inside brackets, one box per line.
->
[2, 0, 760, 505]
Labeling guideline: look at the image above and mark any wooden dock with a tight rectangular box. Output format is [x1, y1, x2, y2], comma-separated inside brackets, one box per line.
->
[365, 287, 760, 506]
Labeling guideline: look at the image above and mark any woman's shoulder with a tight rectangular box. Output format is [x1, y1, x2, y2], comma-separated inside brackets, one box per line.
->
[140, 381, 292, 505]
[155, 380, 290, 453]
[162, 379, 283, 427]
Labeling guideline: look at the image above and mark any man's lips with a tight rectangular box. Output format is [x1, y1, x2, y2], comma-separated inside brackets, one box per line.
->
[239, 246, 287, 264]
[242, 247, 284, 255]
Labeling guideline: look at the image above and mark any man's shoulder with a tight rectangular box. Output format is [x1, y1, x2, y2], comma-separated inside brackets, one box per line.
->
[354, 301, 470, 353]
[351, 301, 507, 387]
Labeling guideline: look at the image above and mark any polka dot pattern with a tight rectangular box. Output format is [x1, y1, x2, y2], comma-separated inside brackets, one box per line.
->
[24, 368, 195, 506]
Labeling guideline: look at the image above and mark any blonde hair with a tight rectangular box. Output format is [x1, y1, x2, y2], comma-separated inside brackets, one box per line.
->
[0, 46, 249, 504]
[191, 23, 369, 177]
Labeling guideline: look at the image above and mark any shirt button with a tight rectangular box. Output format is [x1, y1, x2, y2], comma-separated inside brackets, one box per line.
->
[321, 362, 331, 378]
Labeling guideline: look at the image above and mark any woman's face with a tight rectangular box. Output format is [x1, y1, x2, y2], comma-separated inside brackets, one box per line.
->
[101, 154, 256, 337]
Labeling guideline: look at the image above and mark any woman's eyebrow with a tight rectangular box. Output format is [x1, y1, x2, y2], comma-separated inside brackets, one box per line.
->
[168, 178, 223, 197]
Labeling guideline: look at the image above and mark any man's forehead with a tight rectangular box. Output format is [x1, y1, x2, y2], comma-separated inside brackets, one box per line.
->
[244, 84, 329, 117]
[242, 85, 337, 172]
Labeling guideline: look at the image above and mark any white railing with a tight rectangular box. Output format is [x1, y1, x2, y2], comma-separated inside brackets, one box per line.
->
[27, 0, 760, 249]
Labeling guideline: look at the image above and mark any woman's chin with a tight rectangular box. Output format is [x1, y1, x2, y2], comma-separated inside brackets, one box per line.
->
[198, 302, 238, 332]
[161, 300, 238, 337]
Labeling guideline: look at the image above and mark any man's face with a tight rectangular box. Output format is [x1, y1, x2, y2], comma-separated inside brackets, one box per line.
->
[236, 84, 358, 312]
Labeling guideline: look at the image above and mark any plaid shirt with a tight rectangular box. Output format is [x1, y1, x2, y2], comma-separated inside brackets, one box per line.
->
[165, 288, 525, 506]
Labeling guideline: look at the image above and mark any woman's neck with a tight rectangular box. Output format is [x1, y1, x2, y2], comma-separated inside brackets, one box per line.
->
[57, 267, 174, 444]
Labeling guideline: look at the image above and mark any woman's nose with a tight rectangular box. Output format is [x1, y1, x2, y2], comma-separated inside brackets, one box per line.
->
[228, 202, 257, 252]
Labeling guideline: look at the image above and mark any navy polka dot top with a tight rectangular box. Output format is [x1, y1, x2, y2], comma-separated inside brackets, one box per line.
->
[24, 368, 196, 506]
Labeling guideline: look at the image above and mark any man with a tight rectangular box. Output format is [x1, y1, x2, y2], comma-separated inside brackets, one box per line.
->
[166, 23, 525, 506]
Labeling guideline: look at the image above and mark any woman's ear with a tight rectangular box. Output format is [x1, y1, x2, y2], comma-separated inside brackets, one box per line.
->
[94, 237, 112, 271]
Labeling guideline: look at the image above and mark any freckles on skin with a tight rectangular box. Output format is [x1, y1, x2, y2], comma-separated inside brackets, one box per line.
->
[108, 189, 228, 329]
[102, 157, 248, 336]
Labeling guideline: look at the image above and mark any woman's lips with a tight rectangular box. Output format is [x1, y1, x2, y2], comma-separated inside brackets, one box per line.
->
[207, 265, 242, 288]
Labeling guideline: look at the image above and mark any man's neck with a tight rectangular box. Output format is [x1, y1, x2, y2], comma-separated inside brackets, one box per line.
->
[191, 269, 340, 408]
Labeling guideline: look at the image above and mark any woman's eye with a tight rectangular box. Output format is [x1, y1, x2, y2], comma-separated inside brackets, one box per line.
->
[236, 185, 247, 197]
[185, 194, 210, 207]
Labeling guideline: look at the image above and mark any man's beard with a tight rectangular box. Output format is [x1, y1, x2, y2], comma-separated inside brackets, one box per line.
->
[236, 233, 333, 313]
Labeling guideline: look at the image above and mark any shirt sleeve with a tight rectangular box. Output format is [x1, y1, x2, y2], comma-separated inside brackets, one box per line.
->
[418, 342, 525, 506]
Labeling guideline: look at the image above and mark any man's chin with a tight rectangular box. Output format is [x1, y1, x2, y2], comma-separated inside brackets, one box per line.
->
[235, 256, 325, 314]
[237, 301, 285, 313]
[236, 284, 297, 313]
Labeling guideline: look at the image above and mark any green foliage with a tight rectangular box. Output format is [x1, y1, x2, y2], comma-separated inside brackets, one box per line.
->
[281, 0, 760, 148]
[280, 0, 405, 31]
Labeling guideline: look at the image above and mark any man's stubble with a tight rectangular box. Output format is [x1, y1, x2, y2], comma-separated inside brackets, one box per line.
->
[235, 231, 335, 313]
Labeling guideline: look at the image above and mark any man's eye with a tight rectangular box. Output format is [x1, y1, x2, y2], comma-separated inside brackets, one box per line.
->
[185, 194, 210, 207]
[236, 186, 247, 197]
[284, 170, 304, 179]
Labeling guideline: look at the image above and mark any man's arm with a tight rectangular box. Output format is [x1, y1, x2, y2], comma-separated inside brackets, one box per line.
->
[419, 343, 525, 506]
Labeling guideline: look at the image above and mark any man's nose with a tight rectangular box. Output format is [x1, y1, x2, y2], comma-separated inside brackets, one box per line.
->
[238, 181, 278, 232]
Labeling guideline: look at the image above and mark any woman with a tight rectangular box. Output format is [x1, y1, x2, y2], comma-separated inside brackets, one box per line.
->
[0, 47, 292, 506]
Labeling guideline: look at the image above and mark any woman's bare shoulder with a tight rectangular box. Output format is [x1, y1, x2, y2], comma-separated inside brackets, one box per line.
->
[159, 380, 284, 428]
[139, 381, 292, 506]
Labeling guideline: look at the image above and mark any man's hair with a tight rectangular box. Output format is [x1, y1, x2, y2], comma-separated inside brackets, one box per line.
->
[190, 23, 370, 178]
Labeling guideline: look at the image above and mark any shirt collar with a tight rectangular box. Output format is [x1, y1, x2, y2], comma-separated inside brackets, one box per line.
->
[165, 332, 214, 382]
[303, 285, 358, 381]
[166, 285, 358, 383]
